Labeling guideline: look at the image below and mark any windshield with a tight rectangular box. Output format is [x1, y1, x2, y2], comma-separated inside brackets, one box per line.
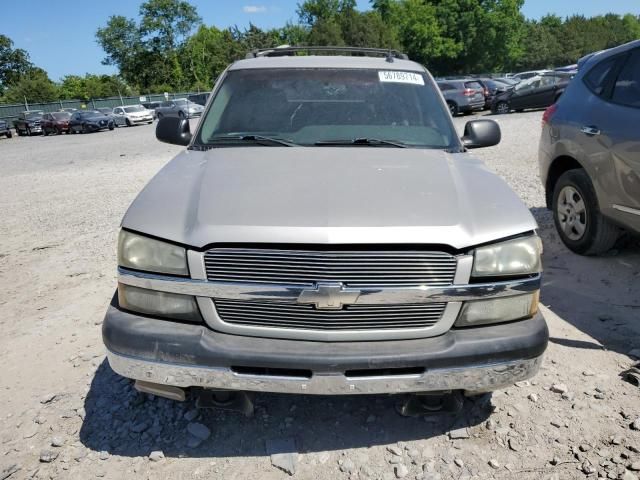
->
[52, 112, 70, 120]
[80, 111, 101, 118]
[25, 113, 42, 120]
[174, 99, 187, 105]
[196, 68, 456, 148]
[124, 105, 145, 113]
[515, 76, 541, 91]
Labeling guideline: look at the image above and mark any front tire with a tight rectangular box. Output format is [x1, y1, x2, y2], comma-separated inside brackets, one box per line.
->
[447, 102, 458, 116]
[552, 169, 620, 255]
[126, 118, 132, 127]
[495, 101, 510, 114]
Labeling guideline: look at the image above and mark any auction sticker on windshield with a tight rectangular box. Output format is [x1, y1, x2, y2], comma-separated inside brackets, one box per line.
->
[378, 71, 425, 85]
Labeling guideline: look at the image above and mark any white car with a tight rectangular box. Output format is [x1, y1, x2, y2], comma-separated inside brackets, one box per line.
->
[112, 105, 154, 127]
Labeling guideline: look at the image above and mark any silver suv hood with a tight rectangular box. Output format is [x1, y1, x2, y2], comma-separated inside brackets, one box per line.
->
[122, 147, 536, 250]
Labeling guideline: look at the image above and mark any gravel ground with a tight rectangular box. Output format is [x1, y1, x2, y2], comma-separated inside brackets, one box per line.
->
[0, 112, 639, 480]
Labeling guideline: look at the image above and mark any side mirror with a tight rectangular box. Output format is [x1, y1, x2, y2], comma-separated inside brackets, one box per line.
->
[156, 117, 192, 146]
[461, 119, 501, 149]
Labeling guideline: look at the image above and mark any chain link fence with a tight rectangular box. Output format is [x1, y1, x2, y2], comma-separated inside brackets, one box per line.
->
[0, 92, 202, 124]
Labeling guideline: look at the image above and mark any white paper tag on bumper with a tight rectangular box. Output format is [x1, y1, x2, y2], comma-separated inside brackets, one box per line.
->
[378, 71, 424, 85]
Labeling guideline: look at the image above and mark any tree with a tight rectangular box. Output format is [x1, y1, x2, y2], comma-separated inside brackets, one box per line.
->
[59, 74, 132, 100]
[2, 68, 58, 103]
[96, 0, 201, 91]
[0, 35, 33, 95]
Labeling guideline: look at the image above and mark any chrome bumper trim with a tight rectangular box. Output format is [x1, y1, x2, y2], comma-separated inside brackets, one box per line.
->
[117, 267, 540, 305]
[107, 349, 543, 395]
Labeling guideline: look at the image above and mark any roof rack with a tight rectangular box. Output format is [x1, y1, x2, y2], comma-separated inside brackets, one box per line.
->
[245, 46, 409, 62]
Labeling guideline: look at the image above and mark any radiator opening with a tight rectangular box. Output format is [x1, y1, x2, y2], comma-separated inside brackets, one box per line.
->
[345, 366, 425, 378]
[231, 366, 313, 379]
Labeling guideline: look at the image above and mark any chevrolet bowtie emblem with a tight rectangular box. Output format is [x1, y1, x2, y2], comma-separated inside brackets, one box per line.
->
[297, 282, 361, 310]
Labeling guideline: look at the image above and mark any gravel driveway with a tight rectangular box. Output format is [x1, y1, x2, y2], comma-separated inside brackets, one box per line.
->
[0, 113, 638, 480]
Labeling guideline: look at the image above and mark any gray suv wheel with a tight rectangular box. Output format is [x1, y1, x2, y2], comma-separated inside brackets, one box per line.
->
[552, 169, 620, 255]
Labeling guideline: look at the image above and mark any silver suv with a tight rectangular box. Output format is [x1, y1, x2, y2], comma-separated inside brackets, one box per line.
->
[103, 47, 547, 408]
[437, 79, 486, 116]
[539, 40, 640, 255]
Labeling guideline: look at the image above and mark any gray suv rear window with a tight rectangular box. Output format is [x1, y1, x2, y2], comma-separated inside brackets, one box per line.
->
[612, 50, 640, 108]
[584, 57, 618, 96]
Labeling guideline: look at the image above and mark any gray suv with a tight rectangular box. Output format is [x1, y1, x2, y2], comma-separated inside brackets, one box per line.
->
[437, 79, 486, 116]
[103, 47, 547, 409]
[539, 40, 640, 255]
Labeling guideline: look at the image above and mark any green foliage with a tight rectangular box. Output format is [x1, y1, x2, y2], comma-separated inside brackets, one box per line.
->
[2, 68, 58, 103]
[59, 74, 132, 101]
[0, 34, 33, 95]
[96, 0, 201, 91]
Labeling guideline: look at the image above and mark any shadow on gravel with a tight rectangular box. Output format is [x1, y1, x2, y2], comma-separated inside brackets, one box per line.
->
[530, 206, 640, 358]
[79, 360, 492, 458]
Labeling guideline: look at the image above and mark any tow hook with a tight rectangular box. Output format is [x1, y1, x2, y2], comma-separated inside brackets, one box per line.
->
[398, 391, 465, 417]
[196, 389, 255, 417]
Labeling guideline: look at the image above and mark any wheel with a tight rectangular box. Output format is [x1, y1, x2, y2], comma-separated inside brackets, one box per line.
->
[156, 112, 163, 119]
[552, 169, 620, 255]
[6, 131, 12, 138]
[43, 127, 49, 136]
[447, 102, 458, 116]
[495, 101, 510, 114]
[82, 123, 88, 134]
[109, 123, 114, 131]
[178, 110, 185, 119]
[26, 127, 31, 136]
[126, 118, 132, 127]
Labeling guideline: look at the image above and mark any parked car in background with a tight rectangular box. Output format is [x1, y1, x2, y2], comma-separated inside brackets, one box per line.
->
[539, 40, 640, 255]
[96, 107, 116, 121]
[68, 110, 115, 133]
[437, 80, 485, 116]
[0, 119, 12, 138]
[60, 108, 78, 114]
[42, 112, 71, 135]
[187, 92, 210, 106]
[112, 105, 154, 127]
[491, 72, 573, 114]
[512, 69, 552, 81]
[155, 98, 204, 119]
[142, 102, 161, 119]
[475, 78, 508, 109]
[13, 111, 43, 136]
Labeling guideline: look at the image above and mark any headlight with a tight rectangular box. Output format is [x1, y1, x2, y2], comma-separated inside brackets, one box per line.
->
[472, 235, 542, 277]
[455, 292, 539, 327]
[118, 230, 188, 276]
[118, 284, 201, 322]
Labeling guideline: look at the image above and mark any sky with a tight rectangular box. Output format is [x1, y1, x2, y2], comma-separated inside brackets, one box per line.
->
[1, 0, 639, 81]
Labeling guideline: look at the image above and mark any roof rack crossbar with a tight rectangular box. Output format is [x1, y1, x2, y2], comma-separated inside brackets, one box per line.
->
[245, 46, 409, 61]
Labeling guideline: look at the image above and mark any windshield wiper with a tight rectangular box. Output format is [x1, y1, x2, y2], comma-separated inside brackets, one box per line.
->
[314, 138, 408, 148]
[208, 134, 298, 147]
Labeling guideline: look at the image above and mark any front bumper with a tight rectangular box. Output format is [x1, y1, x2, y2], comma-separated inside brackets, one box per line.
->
[103, 299, 548, 395]
[129, 115, 153, 123]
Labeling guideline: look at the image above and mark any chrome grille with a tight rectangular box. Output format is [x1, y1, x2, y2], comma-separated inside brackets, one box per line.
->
[214, 299, 447, 330]
[203, 248, 457, 287]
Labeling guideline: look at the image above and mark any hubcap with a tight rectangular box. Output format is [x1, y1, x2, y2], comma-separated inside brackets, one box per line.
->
[497, 103, 509, 114]
[557, 186, 587, 241]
